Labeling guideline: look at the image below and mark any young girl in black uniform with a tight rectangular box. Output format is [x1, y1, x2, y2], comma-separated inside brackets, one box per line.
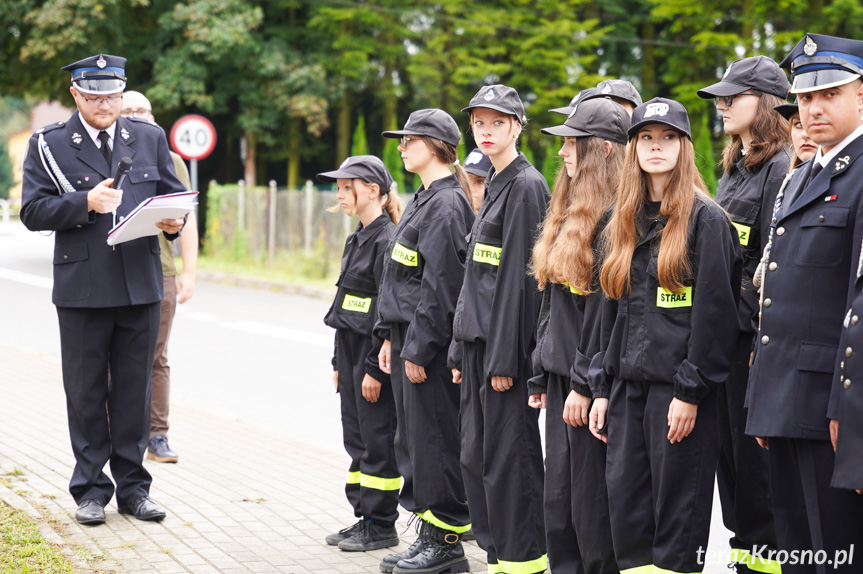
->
[696, 57, 790, 573]
[321, 155, 404, 552]
[452, 84, 550, 574]
[589, 98, 743, 574]
[375, 109, 475, 574]
[529, 97, 628, 574]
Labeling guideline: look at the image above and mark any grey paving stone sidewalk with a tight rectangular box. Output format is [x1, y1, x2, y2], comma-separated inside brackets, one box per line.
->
[0, 343, 488, 573]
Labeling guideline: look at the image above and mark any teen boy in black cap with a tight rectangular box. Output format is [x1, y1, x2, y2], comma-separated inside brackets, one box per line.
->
[746, 33, 863, 572]
[696, 55, 790, 574]
[453, 84, 550, 574]
[320, 156, 403, 552]
[20, 53, 187, 525]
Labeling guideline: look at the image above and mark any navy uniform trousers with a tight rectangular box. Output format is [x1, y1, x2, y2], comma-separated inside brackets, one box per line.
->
[336, 329, 399, 526]
[461, 341, 547, 573]
[390, 322, 470, 531]
[544, 373, 615, 574]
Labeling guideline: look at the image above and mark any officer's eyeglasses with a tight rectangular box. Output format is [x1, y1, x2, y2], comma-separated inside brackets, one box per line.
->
[76, 91, 122, 106]
[400, 136, 419, 147]
[121, 108, 152, 118]
[714, 93, 757, 108]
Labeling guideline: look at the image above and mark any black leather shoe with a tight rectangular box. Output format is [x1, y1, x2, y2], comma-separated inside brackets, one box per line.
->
[326, 520, 362, 546]
[118, 496, 166, 522]
[339, 520, 399, 552]
[75, 499, 106, 525]
[393, 525, 469, 574]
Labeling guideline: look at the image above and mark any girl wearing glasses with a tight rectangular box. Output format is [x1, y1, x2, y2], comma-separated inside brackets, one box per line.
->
[452, 84, 550, 574]
[590, 98, 742, 574]
[376, 109, 475, 574]
[695, 56, 790, 572]
[528, 97, 629, 574]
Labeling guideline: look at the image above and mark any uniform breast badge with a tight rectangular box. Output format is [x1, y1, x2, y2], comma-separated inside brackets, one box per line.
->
[72, 132, 82, 145]
[120, 127, 130, 141]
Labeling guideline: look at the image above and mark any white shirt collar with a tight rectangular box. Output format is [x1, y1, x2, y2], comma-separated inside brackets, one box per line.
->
[814, 120, 863, 168]
[78, 112, 117, 149]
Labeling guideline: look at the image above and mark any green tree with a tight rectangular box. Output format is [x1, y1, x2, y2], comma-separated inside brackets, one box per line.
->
[351, 114, 369, 157]
[0, 139, 14, 200]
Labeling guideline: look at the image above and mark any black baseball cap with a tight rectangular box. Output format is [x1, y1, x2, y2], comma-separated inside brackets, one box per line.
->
[697, 56, 789, 99]
[463, 148, 493, 178]
[549, 88, 597, 115]
[773, 99, 799, 120]
[461, 84, 526, 122]
[61, 53, 127, 95]
[628, 98, 692, 140]
[781, 33, 863, 94]
[582, 79, 643, 109]
[540, 98, 630, 145]
[382, 109, 461, 147]
[317, 155, 394, 193]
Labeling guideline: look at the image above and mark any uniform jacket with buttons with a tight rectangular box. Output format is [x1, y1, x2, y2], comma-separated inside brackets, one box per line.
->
[452, 153, 550, 379]
[20, 113, 186, 308]
[375, 174, 475, 367]
[746, 133, 863, 440]
[325, 214, 394, 384]
[716, 149, 790, 336]
[588, 194, 743, 404]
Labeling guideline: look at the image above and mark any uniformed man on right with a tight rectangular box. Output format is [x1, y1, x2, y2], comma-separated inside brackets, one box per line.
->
[746, 33, 863, 573]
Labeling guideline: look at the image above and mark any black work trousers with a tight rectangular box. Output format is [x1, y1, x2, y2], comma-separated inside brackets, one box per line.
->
[545, 373, 616, 574]
[461, 342, 547, 573]
[391, 323, 469, 531]
[717, 333, 778, 570]
[768, 437, 863, 574]
[606, 379, 719, 574]
[57, 303, 160, 507]
[336, 329, 399, 527]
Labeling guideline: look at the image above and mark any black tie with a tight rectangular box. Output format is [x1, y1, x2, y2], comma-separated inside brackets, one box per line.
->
[98, 130, 111, 167]
[785, 161, 822, 215]
[806, 161, 823, 187]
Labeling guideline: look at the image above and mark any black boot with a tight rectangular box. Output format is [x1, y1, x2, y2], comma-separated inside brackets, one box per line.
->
[380, 521, 428, 573]
[339, 519, 399, 552]
[393, 524, 470, 574]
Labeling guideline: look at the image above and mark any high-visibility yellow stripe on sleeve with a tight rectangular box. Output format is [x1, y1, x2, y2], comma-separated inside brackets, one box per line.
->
[473, 243, 501, 266]
[730, 549, 783, 574]
[346, 471, 360, 485]
[499, 554, 548, 574]
[417, 510, 471, 534]
[359, 474, 401, 491]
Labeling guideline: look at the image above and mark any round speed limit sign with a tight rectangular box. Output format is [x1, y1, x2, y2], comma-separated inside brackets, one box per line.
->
[170, 115, 217, 161]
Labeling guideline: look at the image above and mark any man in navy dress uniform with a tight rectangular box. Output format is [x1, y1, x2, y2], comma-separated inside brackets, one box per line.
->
[746, 34, 863, 573]
[20, 54, 187, 525]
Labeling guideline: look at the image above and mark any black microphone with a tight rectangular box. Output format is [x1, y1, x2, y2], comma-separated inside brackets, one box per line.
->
[110, 157, 132, 189]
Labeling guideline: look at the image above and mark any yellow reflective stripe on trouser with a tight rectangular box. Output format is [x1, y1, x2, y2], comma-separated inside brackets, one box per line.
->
[620, 567, 653, 574]
[346, 471, 360, 485]
[359, 474, 401, 491]
[730, 549, 783, 574]
[416, 510, 471, 534]
[653, 567, 701, 574]
[498, 554, 548, 574]
[487, 564, 499, 574]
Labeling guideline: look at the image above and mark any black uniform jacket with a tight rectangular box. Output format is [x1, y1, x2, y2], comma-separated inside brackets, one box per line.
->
[747, 133, 863, 440]
[375, 174, 475, 367]
[452, 153, 551, 379]
[325, 214, 394, 384]
[716, 150, 790, 336]
[588, 195, 743, 404]
[20, 113, 186, 308]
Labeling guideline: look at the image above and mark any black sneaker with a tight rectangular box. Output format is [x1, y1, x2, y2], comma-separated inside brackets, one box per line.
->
[393, 525, 470, 574]
[339, 520, 399, 552]
[325, 520, 362, 546]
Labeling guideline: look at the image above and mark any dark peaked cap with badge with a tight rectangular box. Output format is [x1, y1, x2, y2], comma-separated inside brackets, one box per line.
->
[461, 84, 526, 123]
[317, 155, 394, 192]
[549, 88, 597, 116]
[781, 33, 863, 94]
[583, 79, 643, 108]
[382, 109, 462, 147]
[697, 55, 789, 99]
[61, 54, 127, 95]
[628, 97, 692, 140]
[541, 97, 630, 145]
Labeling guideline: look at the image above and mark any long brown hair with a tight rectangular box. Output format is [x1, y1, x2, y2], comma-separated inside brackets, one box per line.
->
[326, 179, 403, 224]
[418, 135, 474, 208]
[600, 134, 705, 299]
[531, 137, 625, 293]
[722, 91, 790, 173]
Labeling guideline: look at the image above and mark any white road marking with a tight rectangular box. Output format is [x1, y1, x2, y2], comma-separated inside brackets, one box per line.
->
[0, 267, 52, 289]
[222, 320, 332, 348]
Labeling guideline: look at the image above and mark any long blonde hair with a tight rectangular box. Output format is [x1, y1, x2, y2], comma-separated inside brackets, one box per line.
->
[327, 179, 403, 224]
[600, 134, 704, 298]
[531, 137, 625, 293]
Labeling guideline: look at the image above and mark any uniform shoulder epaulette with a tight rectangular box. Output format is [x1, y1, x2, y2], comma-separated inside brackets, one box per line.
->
[33, 121, 66, 136]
